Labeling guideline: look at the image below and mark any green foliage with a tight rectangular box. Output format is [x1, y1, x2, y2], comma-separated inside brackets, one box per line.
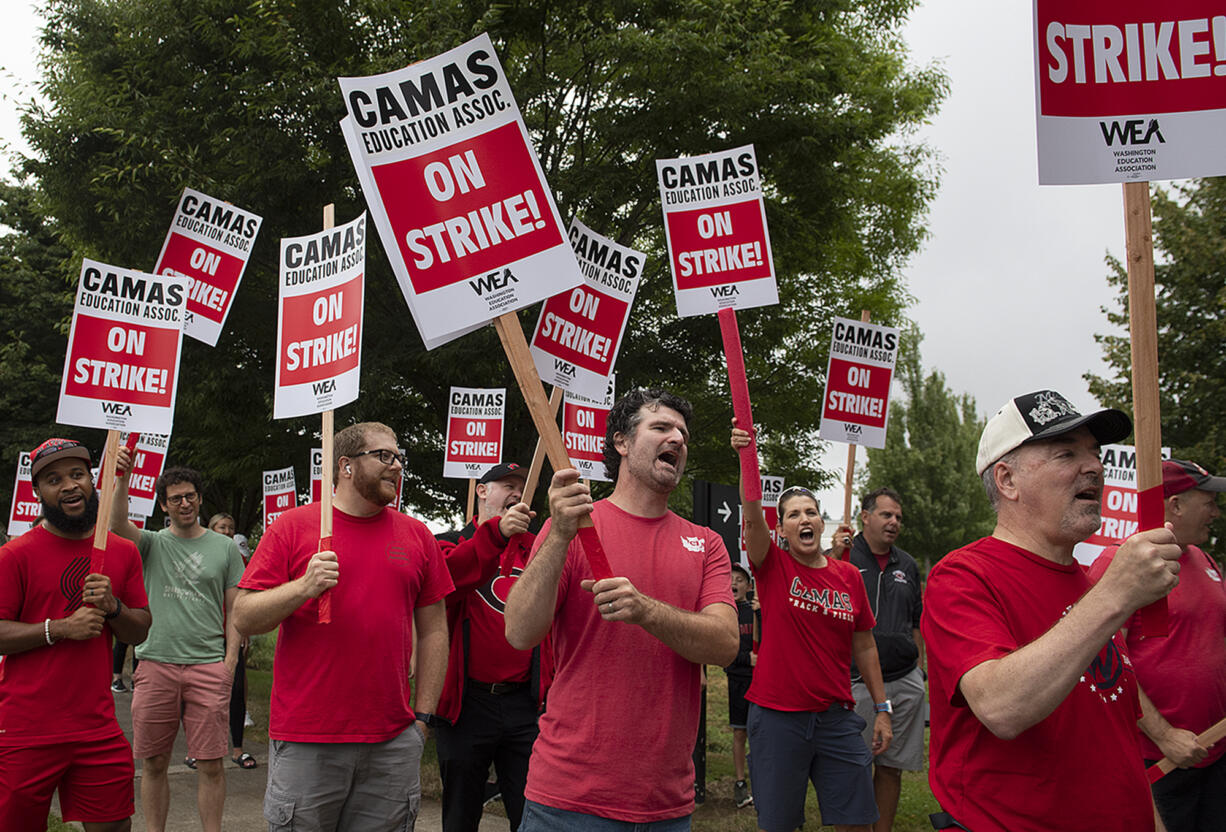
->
[1086, 178, 1226, 560]
[6, 0, 946, 526]
[864, 334, 995, 566]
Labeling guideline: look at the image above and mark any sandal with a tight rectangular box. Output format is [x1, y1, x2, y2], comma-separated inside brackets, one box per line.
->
[232, 752, 258, 769]
[184, 757, 197, 769]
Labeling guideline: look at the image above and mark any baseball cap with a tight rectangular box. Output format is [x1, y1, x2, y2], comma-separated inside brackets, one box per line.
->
[730, 562, 751, 581]
[1163, 459, 1226, 498]
[976, 390, 1131, 475]
[30, 438, 92, 481]
[479, 462, 527, 485]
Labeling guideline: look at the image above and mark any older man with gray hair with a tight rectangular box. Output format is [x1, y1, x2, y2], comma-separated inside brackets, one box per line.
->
[922, 389, 1182, 832]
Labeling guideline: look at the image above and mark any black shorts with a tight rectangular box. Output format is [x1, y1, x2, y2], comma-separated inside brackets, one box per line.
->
[727, 674, 751, 728]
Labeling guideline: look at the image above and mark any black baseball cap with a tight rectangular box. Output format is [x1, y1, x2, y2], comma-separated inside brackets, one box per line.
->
[479, 462, 527, 485]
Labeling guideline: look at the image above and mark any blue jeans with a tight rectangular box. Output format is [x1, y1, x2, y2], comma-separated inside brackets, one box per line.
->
[519, 800, 691, 832]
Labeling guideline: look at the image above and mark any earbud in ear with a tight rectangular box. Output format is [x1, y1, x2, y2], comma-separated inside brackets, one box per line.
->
[345, 465, 352, 474]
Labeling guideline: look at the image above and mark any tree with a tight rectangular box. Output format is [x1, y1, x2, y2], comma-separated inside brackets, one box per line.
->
[1086, 177, 1226, 561]
[5, 0, 946, 528]
[863, 335, 995, 568]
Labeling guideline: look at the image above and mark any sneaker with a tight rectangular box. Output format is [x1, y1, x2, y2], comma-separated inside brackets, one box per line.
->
[734, 780, 753, 809]
[111, 679, 126, 692]
[482, 780, 501, 806]
[244, 713, 255, 728]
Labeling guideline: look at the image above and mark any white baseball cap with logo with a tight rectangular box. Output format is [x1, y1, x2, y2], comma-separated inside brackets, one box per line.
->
[976, 390, 1132, 475]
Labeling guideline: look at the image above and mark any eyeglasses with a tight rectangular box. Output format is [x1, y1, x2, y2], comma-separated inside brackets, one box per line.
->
[351, 448, 408, 467]
[166, 493, 199, 506]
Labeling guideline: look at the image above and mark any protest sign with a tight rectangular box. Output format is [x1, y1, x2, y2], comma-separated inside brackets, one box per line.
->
[819, 317, 900, 450]
[1034, 1, 1226, 185]
[118, 432, 169, 518]
[443, 387, 506, 479]
[530, 219, 642, 398]
[739, 475, 784, 564]
[274, 213, 366, 418]
[153, 187, 263, 345]
[562, 375, 616, 482]
[263, 466, 297, 528]
[1073, 443, 1171, 565]
[656, 145, 777, 317]
[310, 447, 324, 503]
[7, 453, 37, 538]
[338, 32, 582, 349]
[57, 260, 188, 435]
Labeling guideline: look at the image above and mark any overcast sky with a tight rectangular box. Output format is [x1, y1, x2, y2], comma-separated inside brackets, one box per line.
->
[0, 2, 1137, 521]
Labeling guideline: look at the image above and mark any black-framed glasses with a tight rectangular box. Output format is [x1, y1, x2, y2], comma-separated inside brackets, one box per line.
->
[351, 448, 408, 467]
[166, 492, 199, 506]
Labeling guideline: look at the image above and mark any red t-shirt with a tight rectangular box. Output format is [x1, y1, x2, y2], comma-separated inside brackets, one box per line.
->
[524, 500, 733, 822]
[0, 526, 147, 746]
[1089, 544, 1226, 766]
[923, 536, 1154, 832]
[746, 539, 875, 712]
[239, 503, 453, 742]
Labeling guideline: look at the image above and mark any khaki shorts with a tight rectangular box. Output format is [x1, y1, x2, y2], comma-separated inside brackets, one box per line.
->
[131, 659, 231, 760]
[852, 664, 927, 771]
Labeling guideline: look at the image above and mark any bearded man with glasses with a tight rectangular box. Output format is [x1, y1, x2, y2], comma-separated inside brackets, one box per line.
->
[110, 455, 246, 832]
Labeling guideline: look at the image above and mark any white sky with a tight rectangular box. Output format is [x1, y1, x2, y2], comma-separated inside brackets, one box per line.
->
[0, 2, 1138, 522]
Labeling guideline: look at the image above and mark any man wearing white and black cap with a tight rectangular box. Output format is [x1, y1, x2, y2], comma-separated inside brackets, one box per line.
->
[434, 462, 541, 832]
[0, 438, 151, 831]
[922, 390, 1183, 831]
[1089, 458, 1226, 832]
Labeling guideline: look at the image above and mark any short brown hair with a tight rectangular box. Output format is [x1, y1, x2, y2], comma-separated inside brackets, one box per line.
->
[333, 422, 397, 479]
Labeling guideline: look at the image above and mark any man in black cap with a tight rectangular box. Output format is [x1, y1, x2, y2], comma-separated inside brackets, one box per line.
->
[434, 462, 540, 832]
[1089, 458, 1226, 832]
[0, 438, 151, 832]
[922, 390, 1182, 831]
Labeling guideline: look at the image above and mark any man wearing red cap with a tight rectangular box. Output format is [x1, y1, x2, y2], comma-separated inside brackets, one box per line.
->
[0, 438, 151, 832]
[1089, 458, 1226, 832]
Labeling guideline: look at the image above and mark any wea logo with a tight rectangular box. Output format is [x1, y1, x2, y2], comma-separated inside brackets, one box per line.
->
[1099, 119, 1165, 146]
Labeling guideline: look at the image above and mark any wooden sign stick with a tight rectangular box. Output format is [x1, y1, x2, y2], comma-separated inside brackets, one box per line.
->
[1123, 182, 1167, 638]
[90, 430, 121, 575]
[317, 203, 337, 624]
[1147, 714, 1226, 783]
[841, 310, 872, 528]
[465, 477, 476, 523]
[493, 312, 612, 579]
[521, 386, 564, 508]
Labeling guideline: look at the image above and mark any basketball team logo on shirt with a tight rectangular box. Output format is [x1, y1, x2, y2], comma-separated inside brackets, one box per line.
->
[59, 556, 90, 615]
[477, 566, 524, 614]
[787, 577, 854, 622]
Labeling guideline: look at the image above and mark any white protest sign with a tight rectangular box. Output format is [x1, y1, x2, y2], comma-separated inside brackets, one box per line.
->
[443, 387, 505, 480]
[119, 432, 170, 518]
[310, 447, 324, 503]
[8, 453, 37, 538]
[818, 318, 900, 450]
[1073, 443, 1172, 565]
[656, 145, 778, 317]
[339, 32, 582, 349]
[263, 466, 297, 528]
[153, 187, 263, 346]
[1035, 1, 1226, 185]
[57, 260, 188, 434]
[530, 219, 642, 398]
[562, 374, 616, 482]
[737, 474, 785, 565]
[274, 214, 366, 418]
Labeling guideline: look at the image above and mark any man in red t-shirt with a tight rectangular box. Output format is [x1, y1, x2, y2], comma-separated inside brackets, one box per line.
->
[923, 390, 1182, 832]
[0, 438, 151, 832]
[1089, 458, 1226, 832]
[435, 461, 540, 832]
[505, 388, 739, 828]
[233, 422, 453, 832]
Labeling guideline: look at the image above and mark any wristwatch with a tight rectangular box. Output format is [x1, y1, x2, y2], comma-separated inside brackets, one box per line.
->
[874, 699, 893, 715]
[104, 597, 123, 621]
[415, 712, 442, 727]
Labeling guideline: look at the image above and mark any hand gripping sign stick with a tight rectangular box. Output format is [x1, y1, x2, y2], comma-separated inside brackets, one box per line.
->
[840, 310, 872, 529]
[718, 308, 762, 503]
[1123, 183, 1167, 638]
[494, 314, 612, 580]
[89, 430, 143, 576]
[317, 204, 337, 624]
[1146, 714, 1226, 784]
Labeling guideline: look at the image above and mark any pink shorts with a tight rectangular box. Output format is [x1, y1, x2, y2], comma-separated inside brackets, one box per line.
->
[0, 734, 134, 830]
[131, 659, 231, 761]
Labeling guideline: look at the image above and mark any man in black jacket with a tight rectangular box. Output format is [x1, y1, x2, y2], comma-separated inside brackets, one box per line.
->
[849, 487, 924, 832]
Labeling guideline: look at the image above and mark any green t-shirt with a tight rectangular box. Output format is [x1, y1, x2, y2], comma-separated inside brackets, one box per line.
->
[134, 527, 245, 664]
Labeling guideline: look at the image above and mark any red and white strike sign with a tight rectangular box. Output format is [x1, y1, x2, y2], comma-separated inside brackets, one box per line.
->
[274, 214, 366, 418]
[443, 387, 505, 480]
[339, 33, 583, 349]
[310, 447, 325, 503]
[1073, 443, 1171, 565]
[153, 187, 263, 346]
[739, 475, 784, 567]
[263, 466, 297, 529]
[1035, 0, 1226, 184]
[562, 374, 616, 482]
[656, 145, 778, 317]
[530, 219, 642, 399]
[8, 452, 38, 538]
[57, 260, 188, 435]
[819, 317, 900, 450]
[119, 432, 170, 518]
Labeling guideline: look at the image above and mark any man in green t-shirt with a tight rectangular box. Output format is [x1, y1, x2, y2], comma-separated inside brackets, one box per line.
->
[112, 449, 244, 832]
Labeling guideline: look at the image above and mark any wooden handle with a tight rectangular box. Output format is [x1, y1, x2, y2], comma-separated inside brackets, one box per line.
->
[1147, 714, 1226, 783]
[841, 310, 871, 525]
[91, 430, 121, 574]
[522, 386, 563, 508]
[317, 203, 337, 623]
